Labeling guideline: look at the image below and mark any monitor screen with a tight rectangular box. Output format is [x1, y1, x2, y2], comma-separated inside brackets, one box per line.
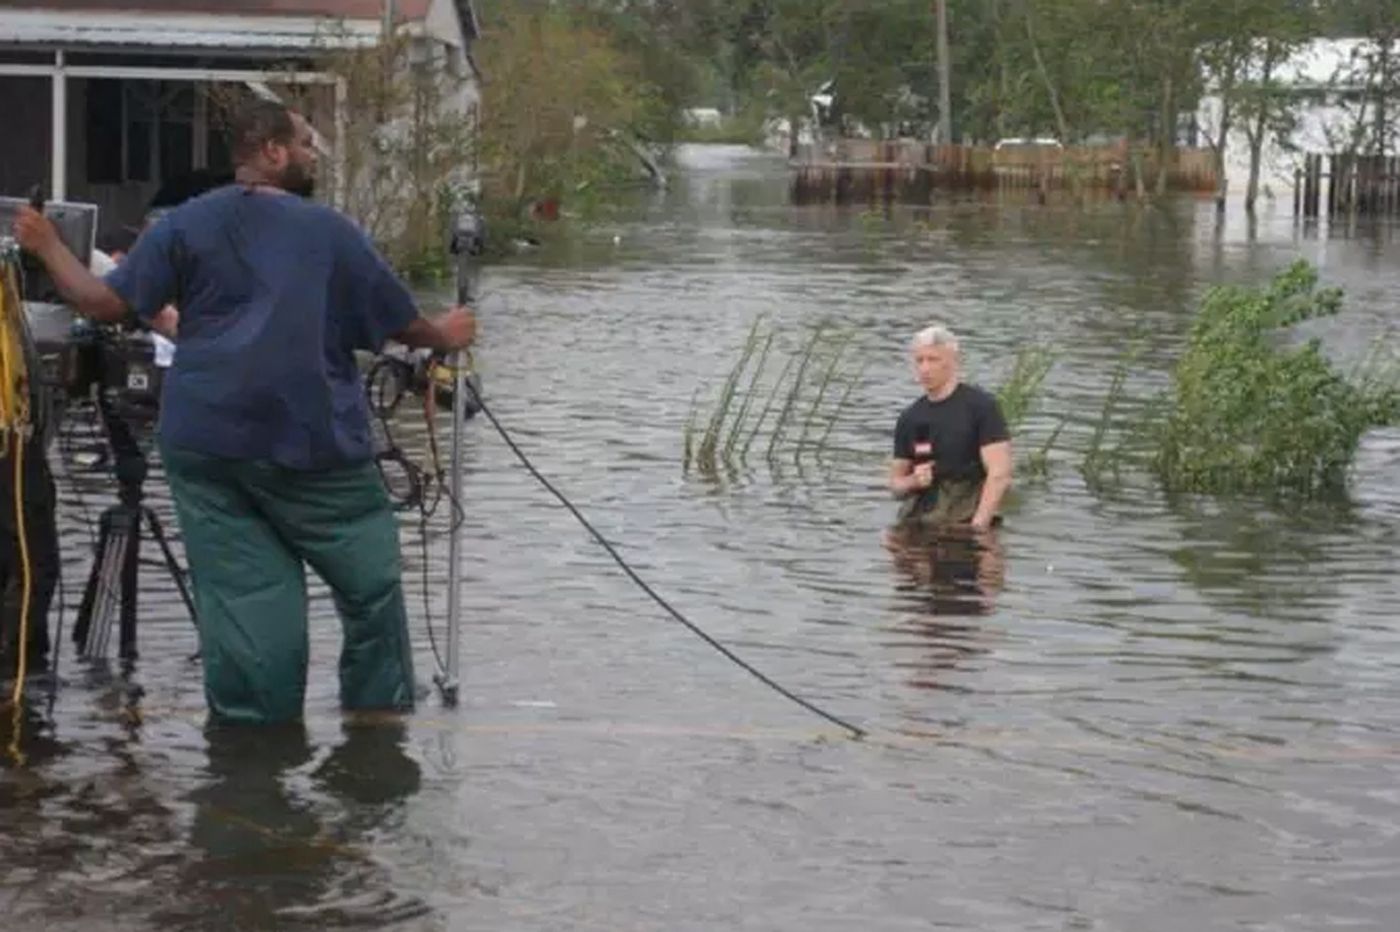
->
[0, 197, 99, 303]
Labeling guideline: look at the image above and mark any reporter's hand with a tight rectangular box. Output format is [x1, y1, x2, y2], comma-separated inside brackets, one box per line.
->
[13, 206, 61, 258]
[911, 462, 934, 490]
[436, 305, 477, 351]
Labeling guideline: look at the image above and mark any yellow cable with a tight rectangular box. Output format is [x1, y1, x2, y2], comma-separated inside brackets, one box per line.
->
[1, 261, 33, 765]
[6, 441, 29, 764]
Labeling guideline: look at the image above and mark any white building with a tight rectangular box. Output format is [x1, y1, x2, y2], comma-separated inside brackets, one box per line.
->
[0, 0, 481, 237]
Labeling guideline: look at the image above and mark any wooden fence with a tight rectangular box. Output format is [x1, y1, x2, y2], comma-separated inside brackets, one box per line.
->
[790, 139, 1217, 203]
[1295, 153, 1400, 219]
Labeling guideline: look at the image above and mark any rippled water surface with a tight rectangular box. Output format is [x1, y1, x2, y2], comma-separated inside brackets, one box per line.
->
[5, 145, 1400, 931]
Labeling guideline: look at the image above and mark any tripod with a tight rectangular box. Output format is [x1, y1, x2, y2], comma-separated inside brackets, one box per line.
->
[71, 393, 196, 661]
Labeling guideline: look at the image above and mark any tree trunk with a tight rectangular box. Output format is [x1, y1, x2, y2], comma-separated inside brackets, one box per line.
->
[1212, 62, 1237, 214]
[1245, 53, 1276, 214]
[1024, 12, 1068, 142]
[1377, 37, 1391, 157]
[1155, 73, 1175, 196]
[993, 0, 1008, 140]
[1245, 129, 1263, 214]
[934, 0, 952, 144]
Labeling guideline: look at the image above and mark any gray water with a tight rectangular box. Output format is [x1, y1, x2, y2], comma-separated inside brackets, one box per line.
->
[4, 144, 1400, 931]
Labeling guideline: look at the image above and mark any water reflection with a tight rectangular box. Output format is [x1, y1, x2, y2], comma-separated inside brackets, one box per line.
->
[154, 721, 426, 930]
[0, 698, 64, 772]
[883, 527, 1005, 693]
[4, 146, 1400, 931]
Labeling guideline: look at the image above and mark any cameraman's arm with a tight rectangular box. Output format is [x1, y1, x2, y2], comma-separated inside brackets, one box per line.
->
[394, 311, 476, 353]
[345, 223, 477, 354]
[13, 207, 127, 322]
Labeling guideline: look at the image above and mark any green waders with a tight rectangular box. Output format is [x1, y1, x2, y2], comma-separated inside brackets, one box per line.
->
[161, 445, 415, 725]
[897, 477, 985, 528]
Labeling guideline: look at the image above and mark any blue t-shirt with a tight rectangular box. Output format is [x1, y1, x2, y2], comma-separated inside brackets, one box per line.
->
[105, 185, 419, 470]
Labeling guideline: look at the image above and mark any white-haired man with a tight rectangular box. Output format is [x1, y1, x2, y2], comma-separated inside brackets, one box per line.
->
[888, 326, 1012, 530]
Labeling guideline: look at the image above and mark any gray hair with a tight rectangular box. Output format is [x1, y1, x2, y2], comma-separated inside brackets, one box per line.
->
[910, 325, 960, 353]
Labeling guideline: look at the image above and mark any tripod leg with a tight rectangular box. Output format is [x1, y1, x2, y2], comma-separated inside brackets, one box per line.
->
[73, 516, 111, 651]
[115, 509, 138, 661]
[144, 508, 197, 625]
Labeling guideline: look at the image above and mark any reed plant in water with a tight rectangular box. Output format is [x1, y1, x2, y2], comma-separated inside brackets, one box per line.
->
[686, 323, 865, 475]
[995, 344, 1055, 430]
[992, 344, 1059, 480]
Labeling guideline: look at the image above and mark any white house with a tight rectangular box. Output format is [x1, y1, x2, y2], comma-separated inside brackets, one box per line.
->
[0, 0, 480, 237]
[1198, 38, 1400, 200]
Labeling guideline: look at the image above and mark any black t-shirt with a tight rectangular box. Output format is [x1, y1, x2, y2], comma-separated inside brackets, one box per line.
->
[892, 383, 1010, 483]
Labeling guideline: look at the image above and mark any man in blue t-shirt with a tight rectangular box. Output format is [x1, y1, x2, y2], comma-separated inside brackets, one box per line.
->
[13, 100, 477, 724]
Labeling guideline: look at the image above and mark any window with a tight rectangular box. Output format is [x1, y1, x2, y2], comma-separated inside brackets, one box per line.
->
[85, 79, 123, 183]
[83, 79, 210, 185]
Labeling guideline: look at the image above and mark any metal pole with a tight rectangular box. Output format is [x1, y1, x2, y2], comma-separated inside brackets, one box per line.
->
[441, 348, 464, 705]
[51, 50, 67, 201]
[437, 198, 482, 707]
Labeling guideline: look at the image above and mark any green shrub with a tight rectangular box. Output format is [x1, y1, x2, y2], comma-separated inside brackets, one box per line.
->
[1149, 261, 1400, 495]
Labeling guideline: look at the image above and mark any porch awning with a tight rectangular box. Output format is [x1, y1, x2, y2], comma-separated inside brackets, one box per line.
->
[0, 9, 381, 53]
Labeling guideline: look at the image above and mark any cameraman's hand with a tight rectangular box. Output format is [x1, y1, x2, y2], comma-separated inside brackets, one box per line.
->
[151, 305, 179, 339]
[436, 305, 477, 351]
[13, 206, 62, 259]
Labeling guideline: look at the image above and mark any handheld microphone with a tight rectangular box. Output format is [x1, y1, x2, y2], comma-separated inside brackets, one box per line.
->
[911, 425, 934, 465]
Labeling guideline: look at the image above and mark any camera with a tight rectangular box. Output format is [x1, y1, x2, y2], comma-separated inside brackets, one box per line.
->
[63, 318, 165, 418]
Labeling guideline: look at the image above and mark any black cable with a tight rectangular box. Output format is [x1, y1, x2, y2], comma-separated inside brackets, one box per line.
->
[365, 359, 454, 681]
[460, 381, 867, 740]
[418, 509, 446, 676]
[56, 405, 99, 549]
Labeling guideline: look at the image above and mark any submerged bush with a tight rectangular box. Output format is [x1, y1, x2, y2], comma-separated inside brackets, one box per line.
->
[1149, 261, 1400, 496]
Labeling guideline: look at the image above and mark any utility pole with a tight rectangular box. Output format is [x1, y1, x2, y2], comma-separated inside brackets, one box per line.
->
[934, 0, 952, 144]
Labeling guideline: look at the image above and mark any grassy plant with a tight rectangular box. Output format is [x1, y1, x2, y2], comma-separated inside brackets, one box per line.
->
[794, 332, 853, 463]
[1020, 418, 1066, 481]
[682, 387, 701, 473]
[688, 323, 864, 475]
[723, 329, 776, 463]
[766, 327, 826, 464]
[1081, 345, 1141, 486]
[696, 318, 765, 469]
[995, 344, 1056, 430]
[815, 362, 869, 454]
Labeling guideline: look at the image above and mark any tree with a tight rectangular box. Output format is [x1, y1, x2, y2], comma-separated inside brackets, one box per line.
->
[1199, 0, 1306, 211]
[474, 5, 659, 219]
[745, 0, 835, 155]
[1341, 0, 1400, 156]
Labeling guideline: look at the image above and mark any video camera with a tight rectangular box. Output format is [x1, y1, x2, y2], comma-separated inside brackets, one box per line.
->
[62, 319, 165, 419]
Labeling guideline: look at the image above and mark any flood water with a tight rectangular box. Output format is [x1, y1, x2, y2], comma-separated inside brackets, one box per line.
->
[5, 144, 1400, 931]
